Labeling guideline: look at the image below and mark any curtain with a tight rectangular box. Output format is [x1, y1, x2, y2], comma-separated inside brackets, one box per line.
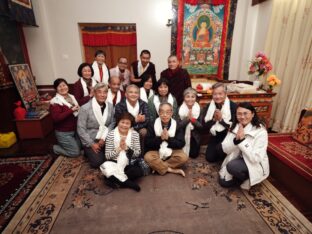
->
[80, 24, 137, 69]
[265, 0, 312, 132]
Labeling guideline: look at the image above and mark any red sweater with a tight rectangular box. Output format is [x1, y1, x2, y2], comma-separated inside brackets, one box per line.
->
[72, 80, 91, 106]
[49, 104, 77, 132]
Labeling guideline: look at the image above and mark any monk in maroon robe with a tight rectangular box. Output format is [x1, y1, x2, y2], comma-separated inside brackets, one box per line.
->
[160, 55, 191, 106]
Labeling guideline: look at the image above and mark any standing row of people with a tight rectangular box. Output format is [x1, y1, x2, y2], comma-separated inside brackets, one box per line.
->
[49, 50, 269, 192]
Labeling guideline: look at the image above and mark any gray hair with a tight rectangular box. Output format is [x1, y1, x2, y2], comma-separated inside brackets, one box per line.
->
[212, 82, 226, 92]
[126, 84, 139, 93]
[159, 102, 173, 111]
[94, 82, 108, 92]
[183, 87, 197, 97]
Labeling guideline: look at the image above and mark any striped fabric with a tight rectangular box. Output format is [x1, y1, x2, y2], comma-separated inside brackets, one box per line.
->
[105, 130, 141, 161]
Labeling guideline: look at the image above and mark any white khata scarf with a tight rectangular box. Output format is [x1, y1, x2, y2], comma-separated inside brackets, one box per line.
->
[179, 102, 201, 155]
[137, 61, 149, 76]
[92, 98, 109, 140]
[107, 89, 122, 105]
[50, 93, 79, 117]
[204, 97, 232, 136]
[153, 94, 174, 115]
[140, 87, 154, 103]
[92, 61, 109, 84]
[80, 77, 97, 97]
[126, 100, 140, 118]
[100, 127, 132, 182]
[154, 117, 177, 160]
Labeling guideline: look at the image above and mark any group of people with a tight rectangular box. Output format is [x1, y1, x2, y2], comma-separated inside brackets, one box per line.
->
[49, 49, 269, 192]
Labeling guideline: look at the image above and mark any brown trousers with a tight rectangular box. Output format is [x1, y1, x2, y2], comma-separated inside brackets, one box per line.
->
[144, 150, 188, 175]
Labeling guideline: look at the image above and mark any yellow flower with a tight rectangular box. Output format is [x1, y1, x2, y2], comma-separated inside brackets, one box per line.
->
[267, 74, 281, 87]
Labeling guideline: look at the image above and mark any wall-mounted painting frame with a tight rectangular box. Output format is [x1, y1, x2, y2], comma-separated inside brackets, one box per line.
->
[171, 0, 237, 80]
[9, 64, 39, 109]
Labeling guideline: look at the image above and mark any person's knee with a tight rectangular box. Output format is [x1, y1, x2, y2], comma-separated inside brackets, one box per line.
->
[89, 159, 103, 168]
[139, 128, 147, 138]
[226, 160, 238, 176]
[67, 148, 81, 157]
[144, 152, 153, 163]
[180, 153, 189, 164]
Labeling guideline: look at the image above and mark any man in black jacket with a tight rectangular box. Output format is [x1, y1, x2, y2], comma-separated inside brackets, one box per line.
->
[144, 103, 188, 176]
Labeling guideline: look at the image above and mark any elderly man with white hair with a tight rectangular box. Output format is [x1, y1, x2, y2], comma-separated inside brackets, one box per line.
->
[77, 83, 115, 168]
[144, 103, 188, 177]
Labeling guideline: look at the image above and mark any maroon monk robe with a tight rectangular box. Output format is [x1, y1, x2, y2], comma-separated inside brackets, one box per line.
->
[160, 67, 191, 106]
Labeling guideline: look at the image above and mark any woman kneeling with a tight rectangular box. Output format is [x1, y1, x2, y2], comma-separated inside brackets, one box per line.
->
[100, 113, 148, 192]
[219, 102, 269, 190]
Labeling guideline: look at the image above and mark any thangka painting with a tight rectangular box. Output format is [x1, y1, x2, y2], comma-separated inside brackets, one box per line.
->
[174, 0, 237, 80]
[11, 0, 32, 9]
[9, 64, 39, 109]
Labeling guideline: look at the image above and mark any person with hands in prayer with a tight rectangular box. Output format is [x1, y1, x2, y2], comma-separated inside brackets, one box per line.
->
[178, 88, 202, 158]
[218, 102, 269, 190]
[100, 113, 149, 192]
[202, 82, 236, 162]
[144, 103, 188, 177]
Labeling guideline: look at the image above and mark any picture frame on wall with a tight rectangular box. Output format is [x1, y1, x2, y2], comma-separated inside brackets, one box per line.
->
[9, 64, 39, 110]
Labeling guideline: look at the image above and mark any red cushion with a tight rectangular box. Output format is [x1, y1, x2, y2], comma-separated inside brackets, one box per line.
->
[292, 109, 312, 148]
[268, 133, 312, 182]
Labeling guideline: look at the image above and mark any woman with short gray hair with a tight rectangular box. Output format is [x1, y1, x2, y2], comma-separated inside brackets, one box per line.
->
[178, 88, 202, 158]
[77, 83, 115, 168]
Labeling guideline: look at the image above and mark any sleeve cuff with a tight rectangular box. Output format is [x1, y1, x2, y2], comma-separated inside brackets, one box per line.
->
[233, 138, 245, 145]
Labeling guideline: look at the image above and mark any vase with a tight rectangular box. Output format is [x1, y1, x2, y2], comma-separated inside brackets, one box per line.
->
[253, 75, 262, 89]
[14, 101, 26, 120]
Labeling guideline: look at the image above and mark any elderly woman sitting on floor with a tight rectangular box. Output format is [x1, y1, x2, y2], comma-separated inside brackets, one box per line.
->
[218, 102, 269, 190]
[77, 83, 115, 168]
[100, 113, 150, 192]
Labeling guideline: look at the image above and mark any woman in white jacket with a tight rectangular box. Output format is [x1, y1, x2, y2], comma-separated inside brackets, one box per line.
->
[218, 102, 269, 190]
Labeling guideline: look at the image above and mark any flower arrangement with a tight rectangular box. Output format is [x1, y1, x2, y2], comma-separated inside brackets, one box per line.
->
[266, 74, 281, 91]
[248, 52, 273, 77]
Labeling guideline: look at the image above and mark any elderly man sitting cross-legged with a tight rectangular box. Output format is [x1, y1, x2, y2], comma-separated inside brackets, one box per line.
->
[144, 103, 188, 177]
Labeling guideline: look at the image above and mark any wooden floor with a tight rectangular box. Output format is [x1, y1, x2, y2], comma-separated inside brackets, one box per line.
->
[0, 133, 311, 222]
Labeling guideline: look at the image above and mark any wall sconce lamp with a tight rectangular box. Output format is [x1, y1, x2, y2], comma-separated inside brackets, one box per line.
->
[166, 19, 173, 27]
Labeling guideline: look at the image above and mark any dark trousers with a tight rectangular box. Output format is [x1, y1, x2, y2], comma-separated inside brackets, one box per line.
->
[219, 157, 249, 187]
[84, 146, 105, 168]
[205, 130, 227, 162]
[189, 137, 200, 158]
[125, 164, 144, 180]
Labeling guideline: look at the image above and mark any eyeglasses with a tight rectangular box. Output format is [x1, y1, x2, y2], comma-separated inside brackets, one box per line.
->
[236, 112, 252, 117]
[119, 62, 128, 65]
[159, 111, 172, 116]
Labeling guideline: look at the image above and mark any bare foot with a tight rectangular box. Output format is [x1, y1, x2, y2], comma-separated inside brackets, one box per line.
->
[167, 167, 185, 177]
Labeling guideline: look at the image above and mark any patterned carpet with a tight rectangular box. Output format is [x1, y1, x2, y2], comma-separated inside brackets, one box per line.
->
[3, 154, 312, 234]
[0, 155, 54, 232]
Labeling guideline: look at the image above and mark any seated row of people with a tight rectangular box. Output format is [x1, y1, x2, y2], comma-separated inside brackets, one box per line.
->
[50, 74, 269, 192]
[72, 50, 191, 107]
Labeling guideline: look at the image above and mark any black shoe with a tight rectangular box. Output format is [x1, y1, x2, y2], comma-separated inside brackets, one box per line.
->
[122, 179, 141, 192]
[105, 178, 119, 189]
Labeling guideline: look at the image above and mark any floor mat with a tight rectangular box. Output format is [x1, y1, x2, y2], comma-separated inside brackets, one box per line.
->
[4, 154, 312, 234]
[0, 155, 54, 232]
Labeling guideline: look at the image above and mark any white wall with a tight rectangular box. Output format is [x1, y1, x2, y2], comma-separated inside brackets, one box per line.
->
[24, 0, 272, 85]
[229, 0, 272, 80]
[24, 0, 172, 85]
